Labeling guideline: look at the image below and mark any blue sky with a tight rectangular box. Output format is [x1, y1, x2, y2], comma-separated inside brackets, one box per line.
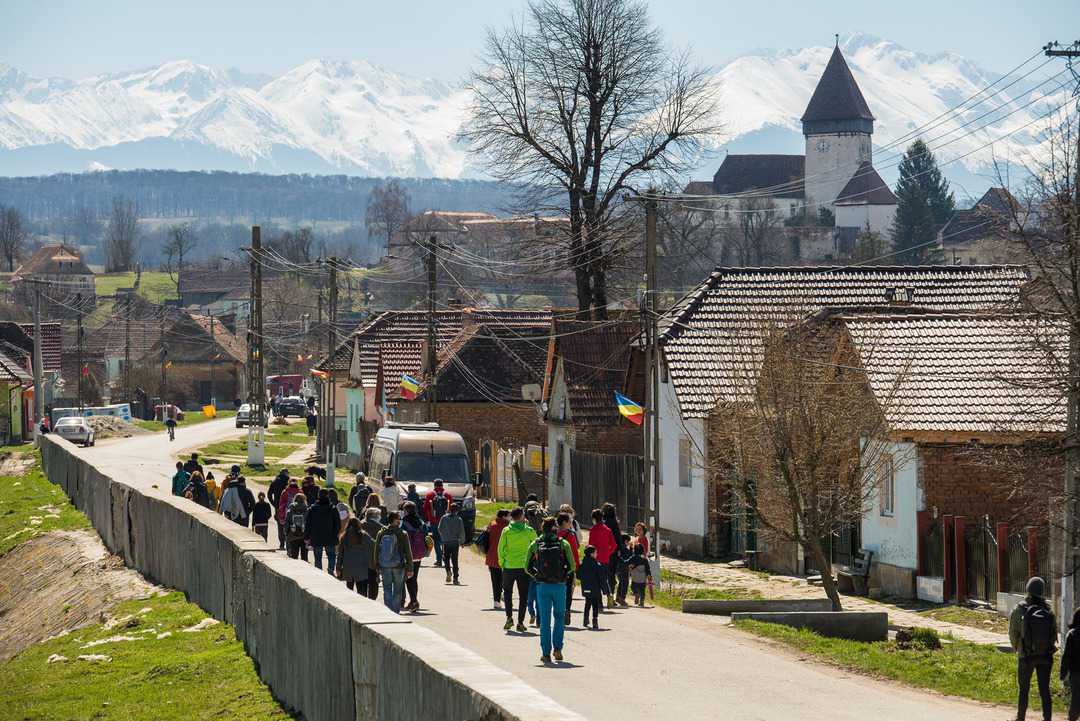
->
[4, 0, 1078, 80]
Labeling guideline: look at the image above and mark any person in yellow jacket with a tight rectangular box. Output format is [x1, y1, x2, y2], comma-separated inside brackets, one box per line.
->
[497, 506, 536, 633]
[204, 471, 221, 510]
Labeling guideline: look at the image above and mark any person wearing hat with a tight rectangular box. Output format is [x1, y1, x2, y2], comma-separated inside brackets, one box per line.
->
[1009, 576, 1057, 721]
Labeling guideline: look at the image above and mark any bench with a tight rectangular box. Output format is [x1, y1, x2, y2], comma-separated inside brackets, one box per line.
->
[835, 549, 873, 595]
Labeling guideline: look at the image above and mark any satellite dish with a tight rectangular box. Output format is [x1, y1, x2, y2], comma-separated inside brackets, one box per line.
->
[521, 384, 542, 401]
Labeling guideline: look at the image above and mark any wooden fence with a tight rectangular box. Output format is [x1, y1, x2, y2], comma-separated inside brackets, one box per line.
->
[569, 449, 647, 527]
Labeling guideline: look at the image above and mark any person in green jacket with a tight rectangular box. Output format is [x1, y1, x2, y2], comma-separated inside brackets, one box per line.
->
[171, 461, 189, 497]
[526, 517, 576, 664]
[498, 507, 536, 632]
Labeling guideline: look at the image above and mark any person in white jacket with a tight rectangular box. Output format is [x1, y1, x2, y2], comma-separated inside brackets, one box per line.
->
[380, 477, 401, 519]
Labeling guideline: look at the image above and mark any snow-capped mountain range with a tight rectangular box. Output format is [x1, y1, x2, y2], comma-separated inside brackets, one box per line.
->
[0, 33, 1068, 185]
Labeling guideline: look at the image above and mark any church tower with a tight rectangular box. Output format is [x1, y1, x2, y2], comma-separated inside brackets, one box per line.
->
[802, 43, 874, 210]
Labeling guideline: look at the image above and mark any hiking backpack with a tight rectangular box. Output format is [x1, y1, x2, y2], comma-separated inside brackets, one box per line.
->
[378, 533, 402, 568]
[536, 536, 569, 584]
[1023, 602, 1056, 657]
[432, 492, 449, 520]
[352, 484, 372, 513]
[288, 508, 306, 536]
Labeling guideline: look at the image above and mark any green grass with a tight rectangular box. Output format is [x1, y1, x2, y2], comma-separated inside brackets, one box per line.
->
[660, 568, 702, 585]
[918, 605, 1010, 636]
[473, 501, 515, 531]
[653, 584, 761, 612]
[95, 271, 178, 304]
[189, 439, 297, 461]
[135, 409, 236, 433]
[0, 591, 293, 720]
[0, 451, 89, 556]
[736, 619, 1063, 710]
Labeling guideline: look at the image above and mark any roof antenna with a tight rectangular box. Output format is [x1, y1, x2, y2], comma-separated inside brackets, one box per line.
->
[835, 33, 840, 47]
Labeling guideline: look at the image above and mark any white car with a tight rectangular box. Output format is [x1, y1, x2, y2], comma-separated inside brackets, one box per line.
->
[54, 416, 95, 446]
[235, 404, 268, 429]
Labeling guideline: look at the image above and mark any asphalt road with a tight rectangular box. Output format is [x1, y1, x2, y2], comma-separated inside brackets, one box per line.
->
[80, 420, 1011, 721]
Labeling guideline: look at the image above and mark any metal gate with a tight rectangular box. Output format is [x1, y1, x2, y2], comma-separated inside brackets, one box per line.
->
[569, 449, 647, 528]
[922, 522, 945, 577]
[965, 518, 999, 603]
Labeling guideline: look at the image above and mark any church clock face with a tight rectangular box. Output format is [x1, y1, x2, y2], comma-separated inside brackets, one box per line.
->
[816, 139, 830, 153]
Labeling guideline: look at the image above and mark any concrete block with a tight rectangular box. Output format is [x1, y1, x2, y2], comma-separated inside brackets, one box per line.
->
[682, 598, 833, 615]
[917, 576, 945, 604]
[733, 611, 889, 642]
[997, 592, 1025, 617]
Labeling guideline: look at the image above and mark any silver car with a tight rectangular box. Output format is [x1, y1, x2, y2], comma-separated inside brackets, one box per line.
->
[54, 416, 95, 446]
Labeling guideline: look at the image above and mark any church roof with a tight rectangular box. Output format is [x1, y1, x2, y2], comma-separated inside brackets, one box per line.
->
[801, 45, 874, 124]
[712, 154, 805, 199]
[834, 161, 897, 206]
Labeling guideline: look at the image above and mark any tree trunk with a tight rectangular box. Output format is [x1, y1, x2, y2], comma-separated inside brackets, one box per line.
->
[805, 538, 843, 611]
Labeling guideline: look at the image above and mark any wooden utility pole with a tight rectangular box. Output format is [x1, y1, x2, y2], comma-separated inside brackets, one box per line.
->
[325, 257, 338, 486]
[76, 292, 84, 410]
[208, 310, 215, 409]
[159, 310, 167, 403]
[123, 294, 132, 406]
[426, 234, 438, 424]
[247, 226, 266, 466]
[31, 284, 43, 439]
[645, 196, 661, 561]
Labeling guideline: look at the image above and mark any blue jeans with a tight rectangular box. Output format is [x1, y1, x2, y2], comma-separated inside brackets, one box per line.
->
[536, 582, 567, 657]
[527, 578, 537, 617]
[312, 545, 336, 574]
[431, 525, 443, 564]
[380, 567, 406, 613]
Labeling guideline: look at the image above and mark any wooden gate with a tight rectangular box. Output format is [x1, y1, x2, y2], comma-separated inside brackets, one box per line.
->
[569, 449, 647, 527]
[965, 518, 999, 603]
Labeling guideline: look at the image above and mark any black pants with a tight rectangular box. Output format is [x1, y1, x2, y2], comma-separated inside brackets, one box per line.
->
[287, 539, 308, 561]
[502, 568, 530, 623]
[488, 566, 503, 604]
[632, 581, 646, 605]
[366, 572, 379, 600]
[582, 593, 600, 625]
[275, 520, 286, 549]
[443, 543, 460, 581]
[405, 560, 421, 606]
[616, 566, 629, 602]
[345, 579, 365, 594]
[254, 524, 268, 541]
[1017, 656, 1053, 721]
[565, 572, 575, 615]
[608, 556, 618, 595]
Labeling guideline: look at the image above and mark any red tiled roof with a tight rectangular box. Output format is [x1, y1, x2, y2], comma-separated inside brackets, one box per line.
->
[659, 265, 1030, 418]
[14, 244, 93, 277]
[17, 322, 62, 373]
[0, 348, 31, 384]
[548, 319, 639, 426]
[421, 324, 551, 403]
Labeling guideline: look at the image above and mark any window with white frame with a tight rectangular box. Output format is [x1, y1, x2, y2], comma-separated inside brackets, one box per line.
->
[879, 456, 895, 516]
[679, 436, 692, 487]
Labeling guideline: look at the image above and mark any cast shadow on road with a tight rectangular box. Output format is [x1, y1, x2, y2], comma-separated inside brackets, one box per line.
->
[534, 661, 584, 669]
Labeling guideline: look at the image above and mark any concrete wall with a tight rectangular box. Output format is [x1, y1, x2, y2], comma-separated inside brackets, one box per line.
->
[40, 435, 582, 721]
[657, 380, 706, 550]
[861, 441, 919, 572]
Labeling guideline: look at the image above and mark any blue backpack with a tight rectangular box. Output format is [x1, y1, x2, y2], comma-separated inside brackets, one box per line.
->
[378, 532, 402, 568]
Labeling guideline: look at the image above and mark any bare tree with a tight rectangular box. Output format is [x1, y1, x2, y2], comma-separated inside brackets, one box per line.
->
[104, 196, 140, 272]
[366, 180, 411, 257]
[0, 206, 27, 272]
[724, 197, 785, 266]
[163, 223, 199, 303]
[655, 198, 725, 292]
[710, 312, 904, 610]
[460, 0, 720, 319]
[68, 207, 101, 247]
[270, 227, 315, 265]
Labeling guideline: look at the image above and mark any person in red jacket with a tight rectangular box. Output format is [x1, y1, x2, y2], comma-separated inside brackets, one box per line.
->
[485, 509, 510, 609]
[557, 511, 580, 625]
[422, 479, 454, 568]
[277, 478, 301, 528]
[587, 508, 616, 607]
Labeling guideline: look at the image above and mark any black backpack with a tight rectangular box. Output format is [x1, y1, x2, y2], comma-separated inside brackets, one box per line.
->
[1023, 601, 1056, 657]
[475, 529, 490, 553]
[432, 492, 449, 519]
[352, 484, 372, 513]
[536, 536, 569, 584]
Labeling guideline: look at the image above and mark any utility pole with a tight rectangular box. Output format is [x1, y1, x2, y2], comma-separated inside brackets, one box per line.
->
[645, 195, 661, 562]
[208, 309, 215, 410]
[1046, 39, 1080, 635]
[159, 310, 167, 404]
[247, 226, 266, 467]
[123, 294, 131, 407]
[76, 293, 84, 410]
[325, 257, 338, 487]
[32, 284, 43, 441]
[426, 234, 438, 424]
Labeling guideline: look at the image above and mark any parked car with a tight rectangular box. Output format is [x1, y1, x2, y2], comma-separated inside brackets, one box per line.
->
[278, 396, 307, 418]
[236, 403, 269, 428]
[54, 416, 95, 447]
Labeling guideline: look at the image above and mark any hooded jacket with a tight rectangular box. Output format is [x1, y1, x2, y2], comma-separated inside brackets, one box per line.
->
[485, 516, 509, 568]
[267, 473, 289, 513]
[277, 483, 300, 523]
[497, 521, 536, 570]
[588, 522, 617, 565]
[526, 531, 575, 582]
[361, 510, 385, 541]
[437, 513, 466, 546]
[401, 514, 428, 560]
[284, 497, 308, 542]
[336, 526, 375, 582]
[577, 555, 606, 596]
[304, 498, 341, 547]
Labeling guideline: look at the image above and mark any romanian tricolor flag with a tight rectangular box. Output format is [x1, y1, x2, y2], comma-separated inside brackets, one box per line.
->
[615, 392, 644, 426]
[400, 374, 420, 400]
[310, 369, 329, 380]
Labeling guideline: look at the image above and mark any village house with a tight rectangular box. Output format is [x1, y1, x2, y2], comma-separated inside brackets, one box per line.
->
[0, 321, 62, 438]
[0, 349, 31, 444]
[142, 310, 247, 409]
[12, 244, 96, 315]
[939, 187, 1027, 265]
[658, 264, 1031, 559]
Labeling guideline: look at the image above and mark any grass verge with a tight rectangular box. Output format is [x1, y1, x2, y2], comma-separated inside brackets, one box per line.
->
[653, 584, 761, 612]
[0, 451, 89, 556]
[918, 605, 1010, 635]
[195, 439, 298, 461]
[473, 501, 516, 531]
[95, 271, 178, 304]
[735, 618, 1062, 710]
[0, 591, 293, 721]
[136, 410, 236, 433]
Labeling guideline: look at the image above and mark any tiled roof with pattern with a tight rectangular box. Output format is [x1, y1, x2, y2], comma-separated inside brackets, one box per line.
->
[837, 310, 1066, 434]
[84, 318, 162, 357]
[17, 322, 62, 373]
[378, 341, 424, 400]
[659, 265, 1030, 418]
[0, 348, 31, 383]
[551, 319, 639, 426]
[424, 324, 551, 403]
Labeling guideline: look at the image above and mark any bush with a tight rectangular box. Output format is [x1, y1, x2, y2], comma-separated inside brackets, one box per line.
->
[895, 626, 942, 651]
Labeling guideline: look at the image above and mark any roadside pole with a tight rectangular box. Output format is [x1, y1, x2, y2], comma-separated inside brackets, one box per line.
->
[247, 226, 265, 467]
[645, 195, 661, 562]
[325, 257, 338, 487]
[32, 284, 43, 443]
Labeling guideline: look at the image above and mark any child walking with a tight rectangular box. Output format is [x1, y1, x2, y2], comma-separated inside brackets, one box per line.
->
[252, 492, 273, 541]
[577, 545, 604, 629]
[627, 543, 652, 606]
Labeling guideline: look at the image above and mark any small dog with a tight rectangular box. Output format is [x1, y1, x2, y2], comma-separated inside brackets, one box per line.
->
[306, 465, 327, 480]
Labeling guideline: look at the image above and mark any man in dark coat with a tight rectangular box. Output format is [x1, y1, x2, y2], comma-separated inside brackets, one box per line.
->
[267, 469, 290, 550]
[304, 488, 341, 574]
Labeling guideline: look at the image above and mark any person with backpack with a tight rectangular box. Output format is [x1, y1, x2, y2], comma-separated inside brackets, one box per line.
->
[373, 512, 413, 613]
[252, 492, 273, 541]
[1010, 576, 1057, 721]
[401, 501, 428, 612]
[305, 488, 341, 574]
[336, 517, 375, 595]
[1061, 607, 1080, 721]
[350, 473, 373, 514]
[627, 543, 652, 607]
[483, 509, 510, 610]
[587, 508, 616, 609]
[577, 545, 604, 630]
[526, 516, 575, 664]
[183, 452, 204, 476]
[268, 469, 290, 550]
[301, 475, 320, 505]
[601, 503, 624, 608]
[182, 470, 212, 509]
[284, 493, 309, 561]
[498, 507, 536, 632]
[557, 512, 580, 625]
[361, 507, 385, 600]
[405, 483, 422, 509]
[171, 461, 189, 497]
[523, 495, 545, 536]
[438, 503, 466, 585]
[204, 471, 220, 510]
[423, 479, 453, 568]
[220, 476, 255, 527]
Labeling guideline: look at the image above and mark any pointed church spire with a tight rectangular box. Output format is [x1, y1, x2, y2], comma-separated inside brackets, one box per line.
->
[801, 44, 874, 129]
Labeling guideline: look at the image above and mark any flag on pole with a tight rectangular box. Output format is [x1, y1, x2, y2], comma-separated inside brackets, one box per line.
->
[400, 374, 420, 400]
[615, 392, 644, 425]
[310, 369, 329, 380]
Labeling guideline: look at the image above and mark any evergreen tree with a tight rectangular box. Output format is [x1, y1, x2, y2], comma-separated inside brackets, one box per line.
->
[891, 140, 953, 264]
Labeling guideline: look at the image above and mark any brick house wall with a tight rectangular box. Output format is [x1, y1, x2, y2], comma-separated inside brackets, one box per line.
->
[427, 402, 547, 458]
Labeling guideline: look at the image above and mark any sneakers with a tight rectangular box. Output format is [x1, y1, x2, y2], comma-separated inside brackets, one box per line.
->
[606, 594, 615, 608]
[445, 571, 452, 583]
[452, 578, 460, 585]
[516, 622, 528, 633]
[592, 621, 599, 630]
[553, 649, 563, 662]
[617, 599, 629, 608]
[528, 613, 536, 626]
[494, 601, 503, 610]
[503, 618, 513, 631]
[540, 655, 552, 664]
[434, 561, 443, 568]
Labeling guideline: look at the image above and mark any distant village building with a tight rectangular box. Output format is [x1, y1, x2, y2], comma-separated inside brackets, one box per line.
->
[12, 244, 96, 314]
[939, 187, 1026, 265]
